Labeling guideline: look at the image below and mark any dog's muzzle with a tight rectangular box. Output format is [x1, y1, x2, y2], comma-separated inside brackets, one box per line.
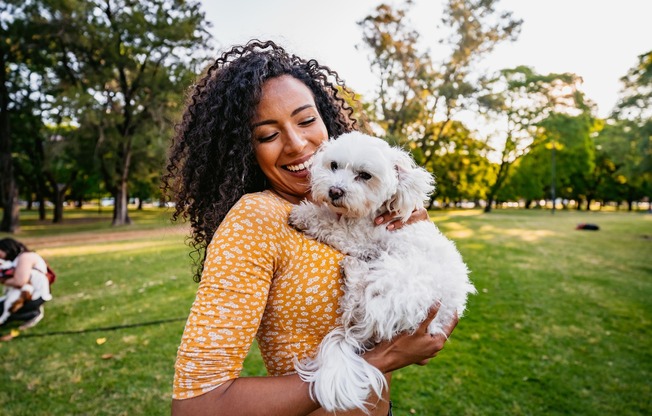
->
[328, 186, 345, 201]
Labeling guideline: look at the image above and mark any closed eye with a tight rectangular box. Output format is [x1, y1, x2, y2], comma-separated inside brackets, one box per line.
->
[299, 117, 316, 126]
[257, 133, 277, 143]
[356, 171, 372, 181]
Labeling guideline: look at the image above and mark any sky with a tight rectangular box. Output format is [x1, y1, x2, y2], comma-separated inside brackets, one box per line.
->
[199, 0, 652, 121]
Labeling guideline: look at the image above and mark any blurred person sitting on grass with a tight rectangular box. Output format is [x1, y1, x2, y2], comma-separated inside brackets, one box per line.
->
[0, 238, 52, 330]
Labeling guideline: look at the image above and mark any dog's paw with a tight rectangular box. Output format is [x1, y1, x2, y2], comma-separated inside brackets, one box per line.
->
[288, 207, 309, 231]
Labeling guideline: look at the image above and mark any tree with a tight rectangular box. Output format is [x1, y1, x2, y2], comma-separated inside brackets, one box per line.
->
[415, 120, 493, 207]
[508, 113, 596, 210]
[478, 66, 593, 212]
[607, 50, 652, 209]
[0, 1, 48, 231]
[357, 1, 520, 211]
[594, 119, 650, 210]
[358, 0, 521, 160]
[46, 0, 211, 225]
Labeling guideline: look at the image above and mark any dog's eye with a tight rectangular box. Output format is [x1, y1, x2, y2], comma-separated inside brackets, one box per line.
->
[357, 171, 372, 181]
[330, 161, 338, 171]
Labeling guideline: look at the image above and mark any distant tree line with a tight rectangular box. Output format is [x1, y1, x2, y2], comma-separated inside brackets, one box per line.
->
[356, 1, 651, 214]
[1, 0, 650, 233]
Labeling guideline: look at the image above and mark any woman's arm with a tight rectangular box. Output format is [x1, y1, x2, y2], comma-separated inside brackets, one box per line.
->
[172, 374, 320, 416]
[2, 252, 39, 288]
[172, 304, 455, 416]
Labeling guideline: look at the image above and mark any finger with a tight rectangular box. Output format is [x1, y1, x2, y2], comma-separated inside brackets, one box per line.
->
[386, 219, 400, 231]
[406, 207, 429, 225]
[418, 304, 441, 332]
[441, 312, 459, 337]
[374, 211, 393, 225]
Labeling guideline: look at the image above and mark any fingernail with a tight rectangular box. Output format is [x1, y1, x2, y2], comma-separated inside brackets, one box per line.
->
[387, 223, 395, 230]
[375, 217, 384, 224]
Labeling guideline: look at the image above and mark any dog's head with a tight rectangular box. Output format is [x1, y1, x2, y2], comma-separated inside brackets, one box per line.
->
[309, 132, 434, 220]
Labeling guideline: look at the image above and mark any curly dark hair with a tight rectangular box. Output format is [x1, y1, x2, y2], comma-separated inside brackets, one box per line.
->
[163, 40, 360, 282]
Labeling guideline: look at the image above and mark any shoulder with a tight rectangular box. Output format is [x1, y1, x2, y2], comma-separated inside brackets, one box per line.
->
[215, 191, 293, 239]
[238, 191, 292, 213]
[16, 252, 43, 267]
[226, 191, 292, 224]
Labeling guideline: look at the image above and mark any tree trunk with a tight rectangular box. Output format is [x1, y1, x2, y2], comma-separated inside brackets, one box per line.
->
[0, 50, 19, 233]
[484, 161, 510, 213]
[0, 184, 20, 233]
[35, 180, 47, 220]
[52, 186, 65, 223]
[112, 179, 131, 226]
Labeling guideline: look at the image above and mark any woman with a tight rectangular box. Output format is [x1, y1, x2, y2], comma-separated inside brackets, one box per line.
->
[164, 40, 458, 416]
[0, 238, 51, 329]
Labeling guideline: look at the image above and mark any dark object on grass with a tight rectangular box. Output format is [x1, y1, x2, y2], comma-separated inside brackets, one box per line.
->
[576, 223, 600, 231]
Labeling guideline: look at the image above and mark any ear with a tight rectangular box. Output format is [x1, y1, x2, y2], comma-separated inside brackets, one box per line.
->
[386, 147, 435, 222]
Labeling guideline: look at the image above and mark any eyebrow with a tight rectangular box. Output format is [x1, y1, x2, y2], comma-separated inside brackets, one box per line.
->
[252, 104, 315, 128]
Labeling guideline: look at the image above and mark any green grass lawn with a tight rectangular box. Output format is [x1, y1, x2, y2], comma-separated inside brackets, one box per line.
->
[0, 207, 650, 415]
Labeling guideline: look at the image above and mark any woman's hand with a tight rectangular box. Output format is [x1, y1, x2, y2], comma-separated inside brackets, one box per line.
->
[362, 304, 458, 373]
[374, 206, 429, 231]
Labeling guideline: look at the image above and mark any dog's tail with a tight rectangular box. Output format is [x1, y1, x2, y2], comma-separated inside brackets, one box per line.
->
[295, 327, 387, 413]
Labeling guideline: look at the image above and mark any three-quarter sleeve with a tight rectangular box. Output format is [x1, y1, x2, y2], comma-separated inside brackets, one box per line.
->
[173, 194, 282, 399]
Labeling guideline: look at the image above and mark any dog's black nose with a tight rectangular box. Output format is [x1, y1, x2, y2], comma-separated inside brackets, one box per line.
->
[329, 187, 344, 201]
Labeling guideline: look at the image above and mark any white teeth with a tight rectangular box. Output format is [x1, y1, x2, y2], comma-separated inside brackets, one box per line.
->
[286, 155, 313, 172]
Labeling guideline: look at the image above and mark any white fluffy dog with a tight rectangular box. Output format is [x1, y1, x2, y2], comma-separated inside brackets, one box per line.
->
[289, 131, 476, 413]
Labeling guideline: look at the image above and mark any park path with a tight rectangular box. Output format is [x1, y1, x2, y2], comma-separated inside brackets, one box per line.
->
[19, 225, 189, 249]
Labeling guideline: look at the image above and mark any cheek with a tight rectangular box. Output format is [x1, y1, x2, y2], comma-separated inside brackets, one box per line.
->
[309, 120, 329, 144]
[253, 143, 278, 170]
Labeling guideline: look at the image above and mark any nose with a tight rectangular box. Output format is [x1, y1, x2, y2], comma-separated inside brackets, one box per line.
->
[284, 127, 308, 154]
[328, 187, 344, 201]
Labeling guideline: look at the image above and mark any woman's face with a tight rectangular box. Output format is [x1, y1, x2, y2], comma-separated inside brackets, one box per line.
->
[252, 75, 329, 204]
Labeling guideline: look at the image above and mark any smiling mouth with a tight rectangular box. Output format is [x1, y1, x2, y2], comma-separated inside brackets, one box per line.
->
[284, 155, 314, 173]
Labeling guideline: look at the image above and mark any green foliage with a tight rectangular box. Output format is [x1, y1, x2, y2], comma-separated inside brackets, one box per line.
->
[479, 66, 593, 211]
[614, 50, 652, 122]
[3, 0, 212, 226]
[358, 0, 521, 209]
[593, 120, 651, 207]
[421, 121, 494, 204]
[503, 113, 597, 207]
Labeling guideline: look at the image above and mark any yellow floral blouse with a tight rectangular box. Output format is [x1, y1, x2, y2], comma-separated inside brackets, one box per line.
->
[173, 190, 344, 399]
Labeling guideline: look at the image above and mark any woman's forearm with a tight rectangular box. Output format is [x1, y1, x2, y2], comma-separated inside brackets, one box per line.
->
[172, 373, 319, 416]
[172, 372, 391, 416]
[2, 275, 28, 288]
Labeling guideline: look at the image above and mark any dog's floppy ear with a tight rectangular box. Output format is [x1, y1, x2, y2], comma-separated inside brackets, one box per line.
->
[386, 147, 435, 222]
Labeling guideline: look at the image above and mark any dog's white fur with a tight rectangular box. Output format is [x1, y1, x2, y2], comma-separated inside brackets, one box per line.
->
[0, 259, 52, 325]
[289, 132, 476, 412]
